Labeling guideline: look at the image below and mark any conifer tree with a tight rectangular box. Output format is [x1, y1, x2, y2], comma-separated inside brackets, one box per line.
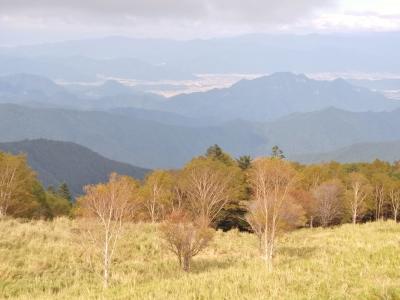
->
[271, 145, 285, 159]
[58, 182, 73, 203]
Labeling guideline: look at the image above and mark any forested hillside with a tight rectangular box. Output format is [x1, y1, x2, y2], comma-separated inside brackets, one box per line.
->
[1, 104, 400, 168]
[0, 139, 149, 195]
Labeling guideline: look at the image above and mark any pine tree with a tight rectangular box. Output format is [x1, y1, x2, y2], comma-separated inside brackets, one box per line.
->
[206, 144, 224, 159]
[271, 145, 285, 159]
[236, 155, 252, 170]
[205, 144, 235, 166]
[58, 182, 73, 203]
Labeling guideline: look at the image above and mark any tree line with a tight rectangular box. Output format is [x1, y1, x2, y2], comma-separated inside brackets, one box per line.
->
[1, 145, 400, 286]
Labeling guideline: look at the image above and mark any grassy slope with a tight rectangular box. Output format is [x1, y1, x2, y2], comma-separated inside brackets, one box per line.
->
[0, 219, 400, 299]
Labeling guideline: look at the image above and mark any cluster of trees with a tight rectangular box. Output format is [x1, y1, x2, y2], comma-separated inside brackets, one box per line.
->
[0, 151, 72, 219]
[2, 145, 400, 286]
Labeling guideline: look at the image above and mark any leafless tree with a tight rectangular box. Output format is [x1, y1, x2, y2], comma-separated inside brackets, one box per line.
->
[312, 180, 343, 227]
[77, 173, 138, 288]
[389, 181, 400, 221]
[371, 174, 390, 221]
[180, 159, 236, 226]
[245, 158, 298, 269]
[140, 170, 174, 222]
[374, 185, 385, 220]
[347, 173, 371, 224]
[160, 210, 214, 272]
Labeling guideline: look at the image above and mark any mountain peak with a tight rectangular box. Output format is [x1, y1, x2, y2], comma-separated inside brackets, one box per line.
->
[232, 72, 309, 89]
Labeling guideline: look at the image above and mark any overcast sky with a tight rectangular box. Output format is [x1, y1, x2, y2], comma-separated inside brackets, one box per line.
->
[1, 0, 400, 45]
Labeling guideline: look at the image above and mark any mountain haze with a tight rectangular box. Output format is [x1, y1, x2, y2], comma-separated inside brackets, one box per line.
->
[1, 104, 400, 168]
[164, 73, 398, 121]
[0, 104, 265, 168]
[0, 74, 164, 110]
[292, 140, 400, 164]
[1, 34, 400, 74]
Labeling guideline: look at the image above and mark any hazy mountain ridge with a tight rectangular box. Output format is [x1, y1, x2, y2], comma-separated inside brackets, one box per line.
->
[0, 104, 266, 168]
[3, 72, 398, 123]
[164, 73, 399, 121]
[261, 107, 400, 156]
[292, 140, 400, 164]
[1, 104, 400, 168]
[0, 139, 149, 195]
[0, 55, 194, 82]
[0, 73, 165, 110]
[349, 79, 400, 91]
[2, 34, 400, 74]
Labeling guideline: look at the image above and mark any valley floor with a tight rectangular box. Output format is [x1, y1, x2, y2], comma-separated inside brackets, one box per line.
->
[0, 219, 400, 299]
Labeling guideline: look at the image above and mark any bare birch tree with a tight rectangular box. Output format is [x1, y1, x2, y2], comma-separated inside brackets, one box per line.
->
[140, 170, 174, 222]
[179, 158, 238, 226]
[77, 173, 139, 288]
[312, 180, 343, 227]
[371, 174, 390, 220]
[388, 180, 400, 221]
[245, 158, 298, 269]
[347, 173, 371, 224]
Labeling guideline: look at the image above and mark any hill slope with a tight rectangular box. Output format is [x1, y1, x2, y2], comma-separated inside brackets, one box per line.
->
[1, 220, 399, 299]
[2, 105, 400, 168]
[261, 107, 400, 156]
[0, 139, 149, 195]
[292, 140, 400, 164]
[164, 73, 399, 121]
[0, 104, 265, 168]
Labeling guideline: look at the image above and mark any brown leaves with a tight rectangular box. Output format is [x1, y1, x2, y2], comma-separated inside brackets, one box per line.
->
[160, 210, 214, 272]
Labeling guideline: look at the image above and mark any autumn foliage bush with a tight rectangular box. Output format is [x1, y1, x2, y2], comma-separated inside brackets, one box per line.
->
[160, 210, 214, 272]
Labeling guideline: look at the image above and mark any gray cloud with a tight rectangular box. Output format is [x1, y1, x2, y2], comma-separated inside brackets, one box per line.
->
[0, 0, 336, 25]
[0, 0, 339, 44]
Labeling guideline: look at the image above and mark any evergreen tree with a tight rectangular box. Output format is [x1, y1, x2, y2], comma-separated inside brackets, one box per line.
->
[236, 155, 252, 170]
[205, 144, 235, 166]
[206, 144, 224, 159]
[271, 145, 285, 159]
[58, 182, 73, 203]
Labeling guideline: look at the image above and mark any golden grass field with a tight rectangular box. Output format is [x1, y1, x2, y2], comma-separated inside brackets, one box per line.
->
[0, 218, 400, 299]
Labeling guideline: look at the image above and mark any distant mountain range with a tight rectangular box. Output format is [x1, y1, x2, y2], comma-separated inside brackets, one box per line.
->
[292, 140, 400, 164]
[0, 55, 194, 81]
[1, 73, 398, 123]
[164, 73, 398, 121]
[350, 79, 400, 91]
[0, 139, 149, 195]
[1, 103, 400, 168]
[260, 107, 400, 155]
[0, 73, 164, 110]
[1, 71, 400, 169]
[1, 33, 400, 74]
[0, 104, 265, 168]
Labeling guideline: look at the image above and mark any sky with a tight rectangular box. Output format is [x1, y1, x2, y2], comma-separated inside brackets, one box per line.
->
[1, 0, 400, 45]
